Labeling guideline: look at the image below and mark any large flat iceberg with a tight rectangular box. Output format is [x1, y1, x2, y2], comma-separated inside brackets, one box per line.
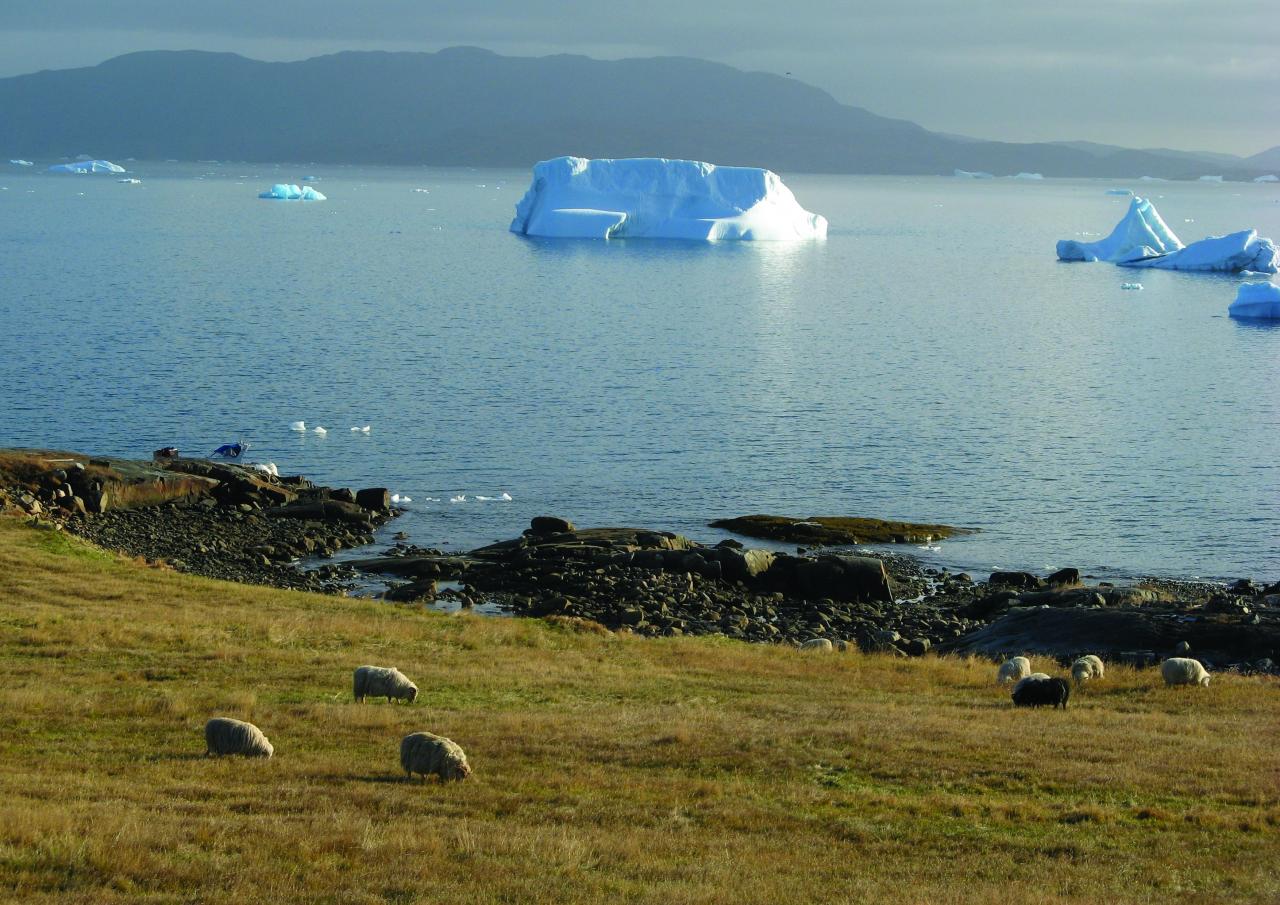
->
[1057, 196, 1278, 274]
[48, 159, 125, 174]
[509, 156, 827, 240]
[1228, 282, 1280, 319]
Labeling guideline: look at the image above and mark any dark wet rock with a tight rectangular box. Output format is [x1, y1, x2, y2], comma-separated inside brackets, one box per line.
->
[988, 571, 1044, 590]
[356, 487, 390, 511]
[1045, 567, 1082, 588]
[709, 513, 972, 546]
[265, 500, 373, 525]
[529, 516, 576, 536]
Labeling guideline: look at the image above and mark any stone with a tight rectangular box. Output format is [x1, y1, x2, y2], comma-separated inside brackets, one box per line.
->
[988, 571, 1044, 590]
[1045, 567, 1081, 587]
[791, 554, 894, 603]
[529, 516, 576, 536]
[331, 488, 356, 504]
[905, 638, 931, 656]
[355, 487, 390, 511]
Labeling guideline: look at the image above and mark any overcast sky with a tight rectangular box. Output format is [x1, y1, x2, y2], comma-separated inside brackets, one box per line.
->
[1, 1, 1276, 156]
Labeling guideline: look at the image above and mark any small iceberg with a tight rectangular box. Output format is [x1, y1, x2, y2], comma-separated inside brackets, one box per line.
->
[350, 425, 371, 433]
[390, 493, 412, 504]
[290, 421, 307, 431]
[1256, 174, 1279, 183]
[1228, 282, 1280, 319]
[9, 159, 33, 167]
[1057, 196, 1278, 274]
[1105, 188, 1133, 196]
[1121, 283, 1143, 291]
[953, 169, 994, 179]
[259, 183, 326, 201]
[1198, 175, 1224, 183]
[510, 156, 827, 240]
[312, 426, 327, 435]
[117, 178, 141, 184]
[449, 494, 467, 503]
[48, 159, 126, 174]
[1013, 172, 1043, 180]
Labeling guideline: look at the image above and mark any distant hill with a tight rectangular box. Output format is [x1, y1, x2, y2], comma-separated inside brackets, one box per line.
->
[0, 48, 1271, 179]
[1246, 146, 1280, 171]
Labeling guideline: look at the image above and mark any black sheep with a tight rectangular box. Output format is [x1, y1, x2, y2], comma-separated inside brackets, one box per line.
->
[1011, 676, 1070, 709]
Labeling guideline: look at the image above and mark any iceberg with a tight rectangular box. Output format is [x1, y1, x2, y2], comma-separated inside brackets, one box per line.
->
[1056, 196, 1278, 274]
[1013, 172, 1043, 180]
[1105, 188, 1133, 195]
[1255, 174, 1279, 183]
[509, 156, 827, 241]
[1198, 175, 1224, 183]
[9, 159, 33, 166]
[1057, 196, 1182, 263]
[48, 159, 125, 174]
[1228, 282, 1280, 319]
[259, 183, 326, 201]
[1122, 229, 1278, 274]
[954, 169, 994, 179]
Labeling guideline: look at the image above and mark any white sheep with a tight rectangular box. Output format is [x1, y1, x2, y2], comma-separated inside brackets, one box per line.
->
[800, 638, 834, 652]
[204, 717, 274, 758]
[400, 732, 471, 783]
[1162, 657, 1211, 687]
[1071, 654, 1105, 687]
[996, 656, 1032, 685]
[353, 665, 418, 704]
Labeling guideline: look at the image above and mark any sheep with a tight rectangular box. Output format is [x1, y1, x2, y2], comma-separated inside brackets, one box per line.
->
[1011, 676, 1070, 709]
[204, 717, 274, 758]
[1071, 654, 1105, 687]
[996, 656, 1031, 685]
[1162, 657, 1211, 687]
[353, 665, 418, 704]
[400, 732, 471, 783]
[800, 638, 834, 652]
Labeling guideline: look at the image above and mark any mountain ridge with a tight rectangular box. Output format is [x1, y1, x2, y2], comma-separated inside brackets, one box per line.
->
[1, 48, 1272, 179]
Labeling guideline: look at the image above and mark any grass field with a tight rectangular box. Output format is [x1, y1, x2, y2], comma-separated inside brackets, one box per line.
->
[0, 517, 1276, 904]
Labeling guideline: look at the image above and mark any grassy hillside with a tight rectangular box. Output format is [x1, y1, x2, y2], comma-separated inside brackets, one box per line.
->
[0, 517, 1276, 904]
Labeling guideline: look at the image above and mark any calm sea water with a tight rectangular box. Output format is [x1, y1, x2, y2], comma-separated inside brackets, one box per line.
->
[2, 162, 1278, 581]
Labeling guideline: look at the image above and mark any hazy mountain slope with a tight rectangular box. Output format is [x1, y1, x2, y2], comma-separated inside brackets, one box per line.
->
[0, 48, 1266, 178]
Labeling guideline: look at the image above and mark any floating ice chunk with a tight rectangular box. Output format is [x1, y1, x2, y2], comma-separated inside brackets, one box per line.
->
[953, 169, 994, 179]
[390, 493, 412, 504]
[1138, 176, 1167, 182]
[1122, 230, 1278, 274]
[500, 492, 512, 501]
[1228, 282, 1280, 319]
[1105, 188, 1133, 196]
[1198, 175, 1224, 183]
[9, 159, 33, 166]
[48, 159, 125, 174]
[299, 187, 326, 201]
[1057, 197, 1182, 263]
[1013, 172, 1043, 180]
[259, 183, 325, 201]
[510, 156, 827, 240]
[312, 426, 327, 435]
[349, 425, 371, 433]
[117, 178, 141, 184]
[1121, 283, 1143, 290]
[290, 421, 307, 431]
[449, 494, 466, 503]
[1256, 174, 1279, 183]
[413, 188, 430, 193]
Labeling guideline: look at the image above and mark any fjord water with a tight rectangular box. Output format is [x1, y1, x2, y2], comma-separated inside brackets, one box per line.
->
[1, 163, 1277, 581]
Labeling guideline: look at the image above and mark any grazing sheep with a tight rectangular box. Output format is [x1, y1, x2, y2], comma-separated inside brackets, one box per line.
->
[1071, 655, 1105, 687]
[400, 732, 471, 783]
[1162, 657, 1211, 687]
[353, 665, 418, 704]
[996, 656, 1032, 684]
[1011, 676, 1070, 709]
[800, 638, 834, 652]
[204, 717, 274, 758]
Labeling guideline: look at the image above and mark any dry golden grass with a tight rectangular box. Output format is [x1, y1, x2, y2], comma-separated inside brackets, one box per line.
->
[0, 517, 1276, 904]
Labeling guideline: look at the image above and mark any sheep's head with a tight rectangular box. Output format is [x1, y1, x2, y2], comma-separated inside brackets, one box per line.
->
[1200, 674, 1211, 687]
[406, 684, 419, 702]
[445, 758, 472, 782]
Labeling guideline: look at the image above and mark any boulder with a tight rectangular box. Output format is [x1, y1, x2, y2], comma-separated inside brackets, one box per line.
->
[988, 571, 1044, 590]
[1045, 567, 1082, 588]
[529, 516, 576, 536]
[265, 501, 373, 525]
[786, 554, 894, 603]
[355, 487, 390, 511]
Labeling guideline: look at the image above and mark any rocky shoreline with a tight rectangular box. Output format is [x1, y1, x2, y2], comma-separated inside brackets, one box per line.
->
[3, 450, 1277, 674]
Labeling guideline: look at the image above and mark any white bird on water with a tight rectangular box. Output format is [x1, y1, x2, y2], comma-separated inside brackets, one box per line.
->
[350, 425, 371, 433]
[313, 426, 327, 435]
[290, 421, 306, 431]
